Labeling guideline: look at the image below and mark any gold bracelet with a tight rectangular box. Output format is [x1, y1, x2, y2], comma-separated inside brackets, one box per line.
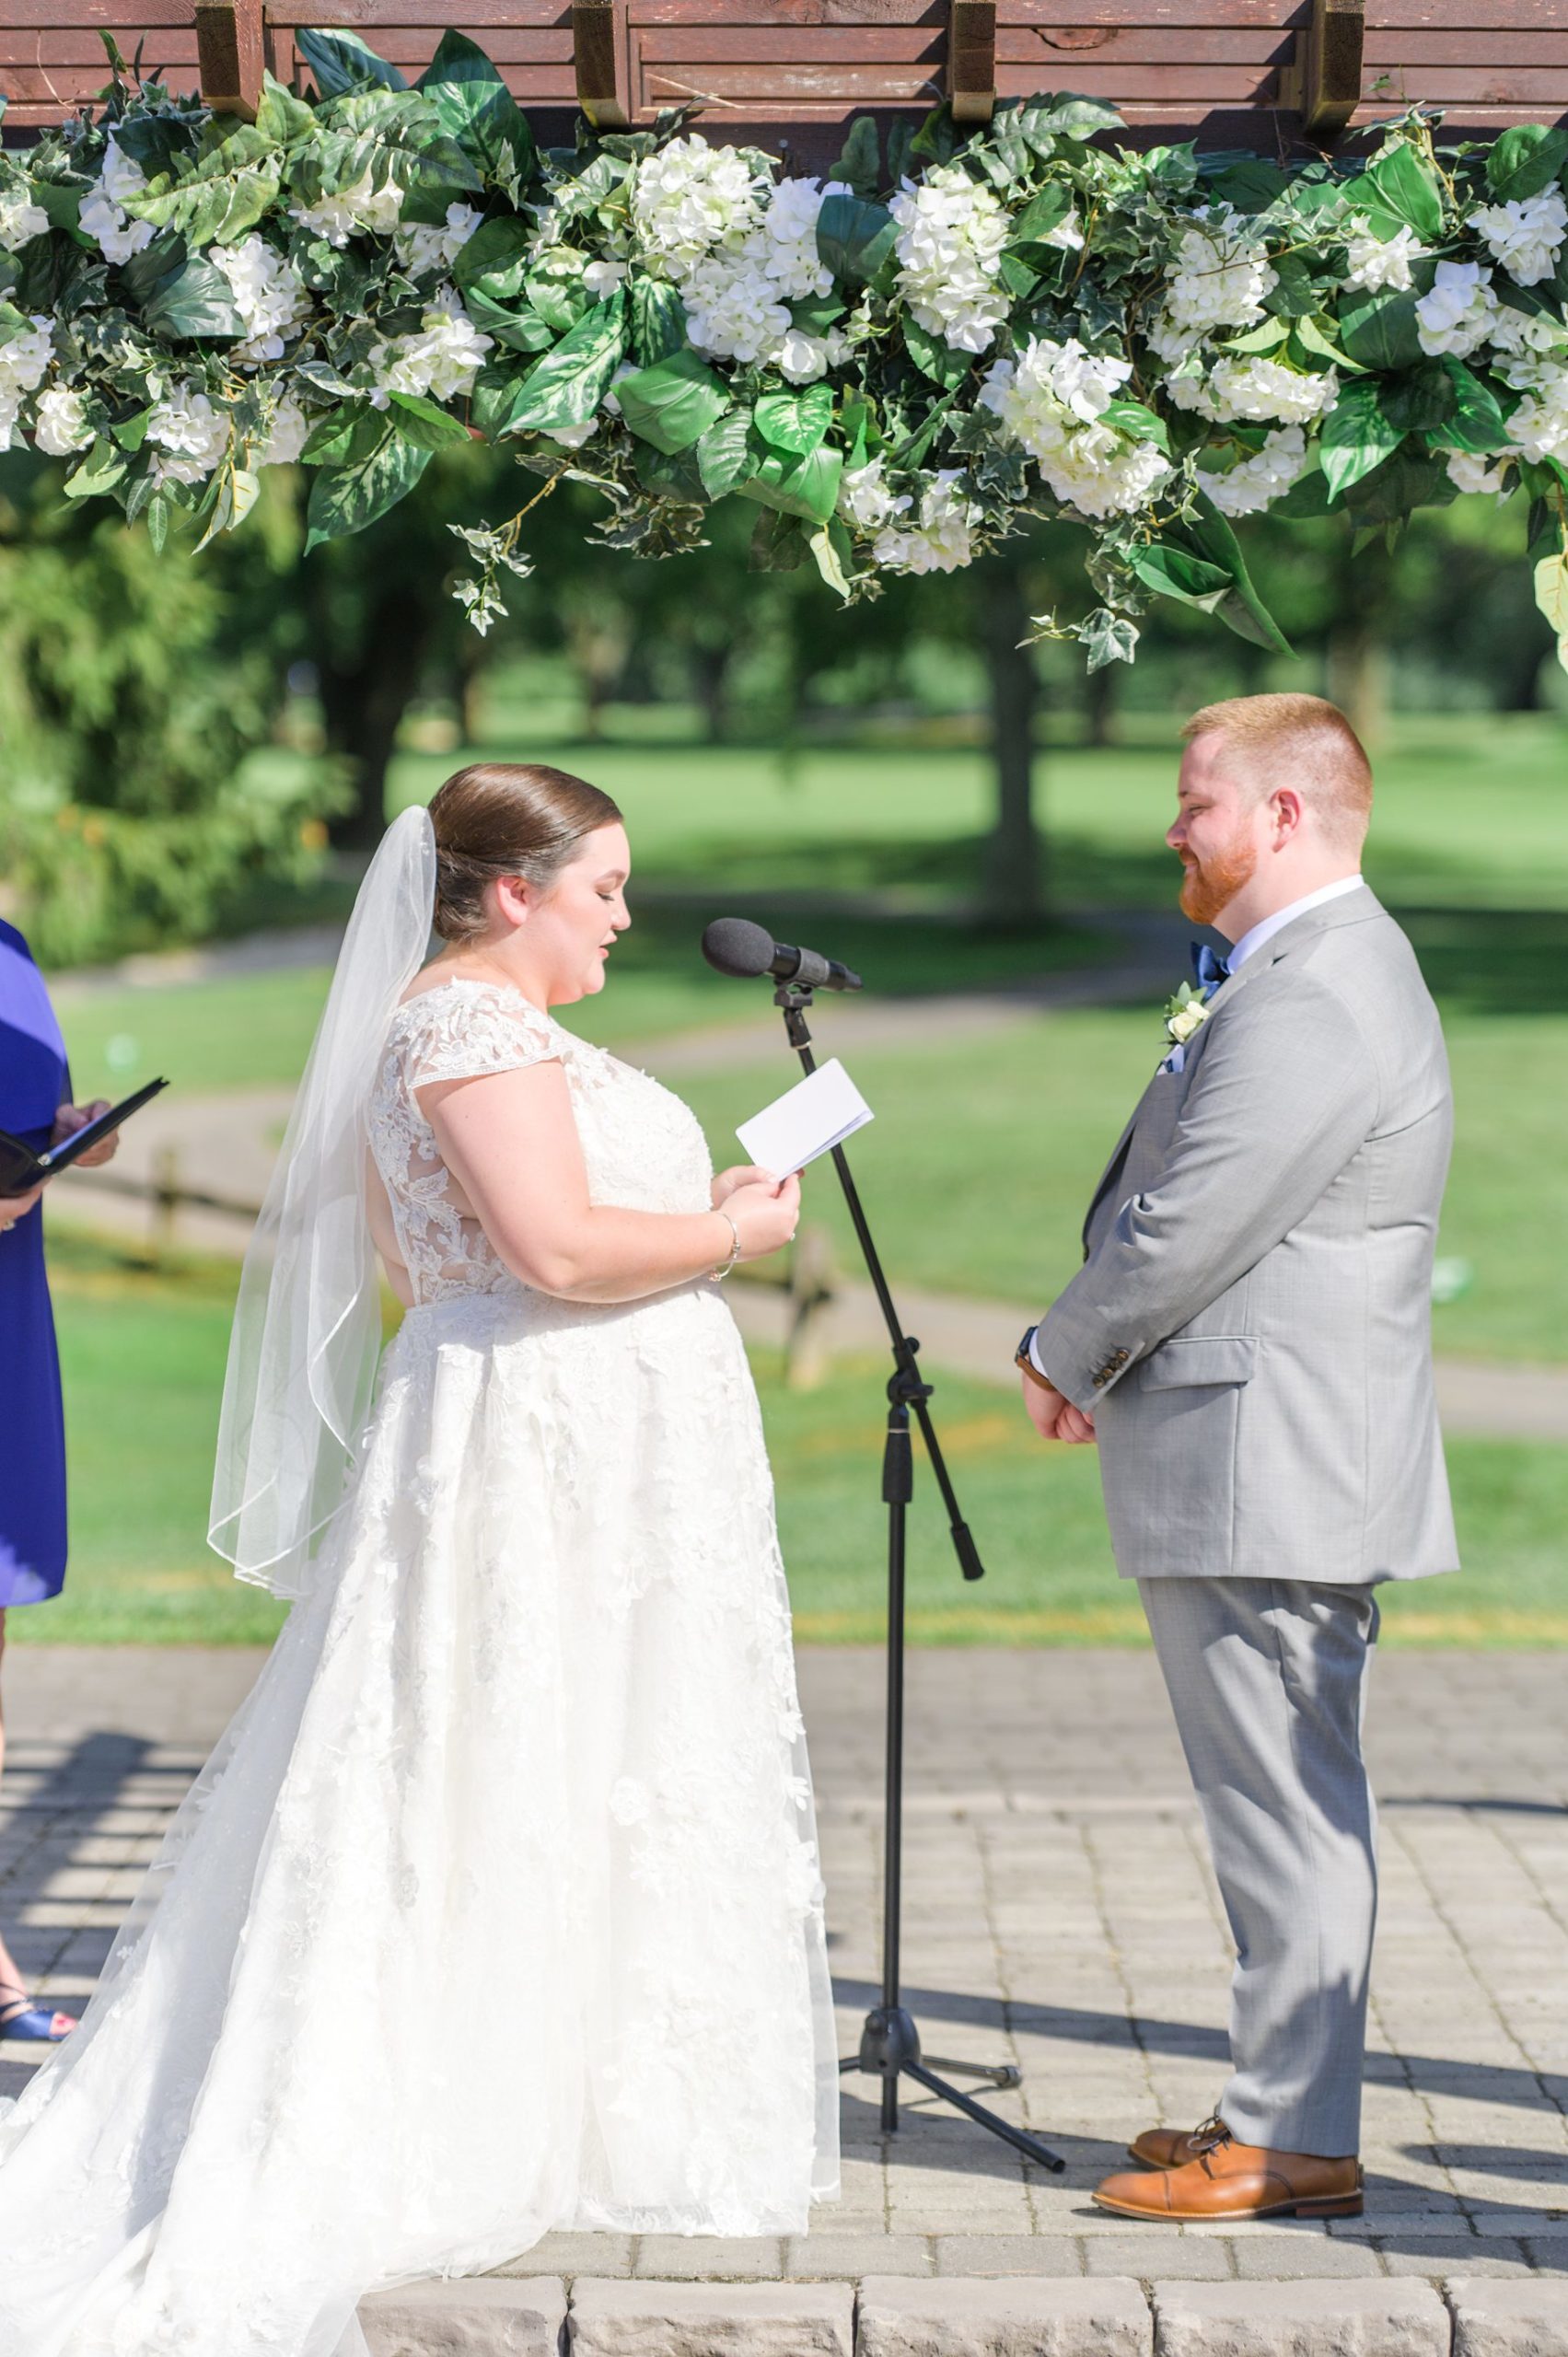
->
[708, 1210, 741, 1283]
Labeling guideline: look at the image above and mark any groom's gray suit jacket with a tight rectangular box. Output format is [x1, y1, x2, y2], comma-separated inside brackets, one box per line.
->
[1035, 884, 1458, 1583]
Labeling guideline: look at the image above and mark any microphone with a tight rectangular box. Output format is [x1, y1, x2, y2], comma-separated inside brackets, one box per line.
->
[701, 916, 863, 993]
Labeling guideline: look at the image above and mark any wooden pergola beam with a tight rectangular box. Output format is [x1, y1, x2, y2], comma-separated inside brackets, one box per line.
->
[195, 0, 262, 119]
[574, 0, 632, 129]
[950, 0, 997, 123]
[1279, 0, 1366, 139]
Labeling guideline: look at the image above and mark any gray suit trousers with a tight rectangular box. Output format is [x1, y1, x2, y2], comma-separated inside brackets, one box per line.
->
[1137, 1577, 1380, 2157]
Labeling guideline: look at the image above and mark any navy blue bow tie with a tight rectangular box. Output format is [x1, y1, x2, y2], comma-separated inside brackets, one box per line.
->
[1191, 942, 1231, 995]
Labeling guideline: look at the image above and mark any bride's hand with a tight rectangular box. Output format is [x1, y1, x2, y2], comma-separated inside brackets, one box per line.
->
[723, 1173, 800, 1260]
[712, 1164, 777, 1209]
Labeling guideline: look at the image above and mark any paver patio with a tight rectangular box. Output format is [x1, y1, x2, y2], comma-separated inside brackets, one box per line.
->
[3, 1644, 1564, 2285]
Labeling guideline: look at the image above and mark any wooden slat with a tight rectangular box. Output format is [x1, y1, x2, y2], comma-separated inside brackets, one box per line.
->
[262, 0, 569, 23]
[0, 1, 196, 23]
[1366, 29, 1568, 58]
[638, 25, 945, 52]
[272, 29, 577, 59]
[633, 1, 944, 19]
[1363, 64, 1568, 93]
[639, 57, 946, 94]
[0, 34, 199, 64]
[1369, 0, 1563, 21]
[1002, 0, 1307, 17]
[1004, 28, 1298, 57]
[997, 61, 1283, 88]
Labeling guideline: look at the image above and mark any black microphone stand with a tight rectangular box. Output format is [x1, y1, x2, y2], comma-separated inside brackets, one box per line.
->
[772, 979, 1063, 2174]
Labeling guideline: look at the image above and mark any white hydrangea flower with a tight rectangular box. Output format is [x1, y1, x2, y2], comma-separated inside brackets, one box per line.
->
[1415, 260, 1499, 358]
[1195, 424, 1310, 516]
[1444, 448, 1513, 496]
[753, 175, 852, 302]
[837, 455, 913, 535]
[979, 336, 1171, 521]
[680, 250, 794, 367]
[99, 137, 147, 209]
[368, 285, 493, 403]
[80, 135, 157, 266]
[775, 323, 850, 383]
[31, 384, 93, 456]
[872, 468, 982, 573]
[598, 360, 640, 418]
[0, 315, 54, 450]
[1342, 216, 1426, 293]
[1487, 304, 1568, 370]
[1039, 204, 1085, 253]
[676, 175, 856, 371]
[291, 168, 404, 249]
[539, 418, 598, 447]
[1200, 355, 1338, 426]
[1505, 363, 1568, 464]
[889, 163, 1009, 354]
[583, 256, 628, 298]
[256, 393, 309, 468]
[632, 138, 768, 279]
[211, 235, 310, 365]
[146, 386, 231, 484]
[1154, 205, 1278, 351]
[394, 201, 483, 278]
[1470, 189, 1568, 288]
[0, 187, 50, 248]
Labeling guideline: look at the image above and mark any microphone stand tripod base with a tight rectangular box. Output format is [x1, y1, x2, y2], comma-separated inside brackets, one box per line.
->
[842, 2007, 1062, 2168]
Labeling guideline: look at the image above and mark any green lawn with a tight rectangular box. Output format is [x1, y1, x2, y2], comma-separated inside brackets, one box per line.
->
[11, 1232, 1564, 1650]
[678, 993, 1568, 1366]
[52, 905, 1109, 1103]
[382, 705, 1568, 915]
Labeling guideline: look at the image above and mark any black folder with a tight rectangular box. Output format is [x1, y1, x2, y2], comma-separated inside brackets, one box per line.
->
[0, 1076, 168, 1196]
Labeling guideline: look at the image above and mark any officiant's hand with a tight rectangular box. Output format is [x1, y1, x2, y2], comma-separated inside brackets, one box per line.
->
[0, 1181, 44, 1231]
[52, 1100, 121, 1168]
[725, 1172, 801, 1260]
[1021, 1371, 1097, 1446]
[712, 1164, 778, 1210]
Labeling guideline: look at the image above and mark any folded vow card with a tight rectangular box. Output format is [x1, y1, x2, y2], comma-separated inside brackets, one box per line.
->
[737, 1057, 874, 1175]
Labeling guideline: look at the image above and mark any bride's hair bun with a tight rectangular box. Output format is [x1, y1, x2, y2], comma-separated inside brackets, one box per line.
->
[426, 763, 624, 944]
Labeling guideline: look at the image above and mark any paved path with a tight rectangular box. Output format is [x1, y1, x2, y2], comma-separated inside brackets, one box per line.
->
[4, 1646, 1565, 2285]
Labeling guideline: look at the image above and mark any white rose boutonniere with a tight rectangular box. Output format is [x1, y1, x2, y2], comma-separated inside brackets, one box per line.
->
[1162, 981, 1213, 1053]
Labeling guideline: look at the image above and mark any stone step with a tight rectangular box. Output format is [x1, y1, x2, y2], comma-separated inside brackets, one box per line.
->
[350, 2274, 1568, 2357]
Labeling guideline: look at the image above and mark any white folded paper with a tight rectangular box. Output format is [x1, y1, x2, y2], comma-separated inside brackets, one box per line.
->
[737, 1057, 874, 1175]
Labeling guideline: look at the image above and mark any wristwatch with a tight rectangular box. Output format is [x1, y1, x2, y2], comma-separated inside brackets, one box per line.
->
[1016, 1323, 1058, 1394]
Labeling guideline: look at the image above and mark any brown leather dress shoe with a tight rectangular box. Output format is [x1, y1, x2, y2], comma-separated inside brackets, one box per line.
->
[1129, 2113, 1223, 2169]
[1095, 2122, 1363, 2222]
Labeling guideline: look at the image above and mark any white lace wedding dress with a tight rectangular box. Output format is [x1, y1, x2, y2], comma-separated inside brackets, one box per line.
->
[0, 980, 840, 2357]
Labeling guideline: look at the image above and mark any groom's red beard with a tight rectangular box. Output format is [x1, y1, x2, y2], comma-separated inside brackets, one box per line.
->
[1179, 836, 1257, 926]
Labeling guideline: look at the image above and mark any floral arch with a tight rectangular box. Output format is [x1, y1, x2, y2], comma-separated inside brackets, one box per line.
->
[0, 26, 1564, 668]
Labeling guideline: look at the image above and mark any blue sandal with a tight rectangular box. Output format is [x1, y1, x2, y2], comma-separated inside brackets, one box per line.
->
[0, 1980, 76, 2042]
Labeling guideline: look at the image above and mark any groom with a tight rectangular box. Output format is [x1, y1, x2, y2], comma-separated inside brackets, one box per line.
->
[1017, 691, 1457, 2223]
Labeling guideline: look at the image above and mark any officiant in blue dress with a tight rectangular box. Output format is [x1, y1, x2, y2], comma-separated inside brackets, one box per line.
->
[0, 914, 121, 2042]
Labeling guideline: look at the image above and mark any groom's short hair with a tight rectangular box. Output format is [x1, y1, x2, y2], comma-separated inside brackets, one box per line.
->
[1181, 693, 1373, 849]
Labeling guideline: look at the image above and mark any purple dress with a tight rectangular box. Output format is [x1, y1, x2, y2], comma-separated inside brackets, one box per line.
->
[0, 920, 68, 1606]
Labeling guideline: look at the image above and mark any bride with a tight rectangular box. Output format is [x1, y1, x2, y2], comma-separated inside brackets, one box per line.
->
[0, 762, 841, 2357]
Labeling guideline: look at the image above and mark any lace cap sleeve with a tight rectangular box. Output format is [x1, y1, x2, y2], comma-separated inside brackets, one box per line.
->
[398, 985, 563, 1092]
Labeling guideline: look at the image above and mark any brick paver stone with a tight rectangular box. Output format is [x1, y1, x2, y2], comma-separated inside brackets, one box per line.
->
[1151, 2278, 1450, 2357]
[357, 2276, 566, 2357]
[565, 2279, 854, 2357]
[856, 2274, 1152, 2357]
[1446, 2276, 1568, 2356]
